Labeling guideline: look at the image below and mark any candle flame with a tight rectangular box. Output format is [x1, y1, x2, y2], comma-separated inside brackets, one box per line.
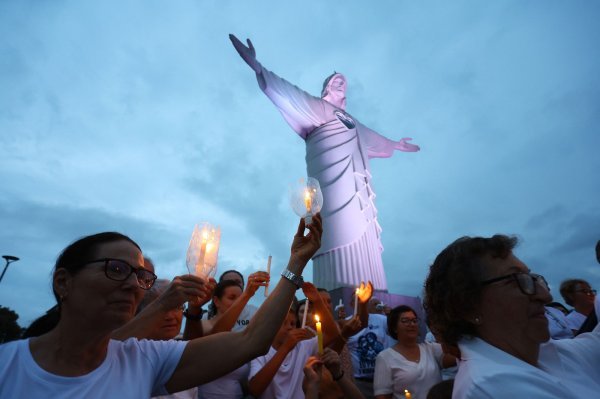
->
[304, 189, 312, 211]
[314, 315, 320, 322]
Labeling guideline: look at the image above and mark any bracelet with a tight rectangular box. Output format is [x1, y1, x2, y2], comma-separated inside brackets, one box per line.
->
[183, 308, 204, 320]
[332, 370, 344, 381]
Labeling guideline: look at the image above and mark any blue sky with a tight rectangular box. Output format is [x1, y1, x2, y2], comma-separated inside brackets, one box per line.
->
[1, 1, 599, 328]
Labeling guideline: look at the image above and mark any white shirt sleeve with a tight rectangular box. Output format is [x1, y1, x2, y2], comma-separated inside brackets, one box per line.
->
[373, 350, 393, 395]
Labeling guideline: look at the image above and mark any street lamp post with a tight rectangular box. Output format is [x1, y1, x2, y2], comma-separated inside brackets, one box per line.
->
[0, 255, 20, 284]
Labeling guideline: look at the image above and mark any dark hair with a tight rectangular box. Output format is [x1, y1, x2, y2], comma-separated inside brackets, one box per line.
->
[219, 269, 245, 287]
[559, 279, 590, 307]
[22, 306, 60, 338]
[207, 280, 243, 319]
[424, 234, 517, 346]
[427, 379, 454, 399]
[595, 240, 600, 263]
[53, 232, 141, 304]
[387, 305, 417, 338]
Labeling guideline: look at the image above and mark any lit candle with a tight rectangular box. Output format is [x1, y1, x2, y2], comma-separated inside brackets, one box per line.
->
[197, 230, 208, 273]
[404, 389, 412, 399]
[338, 298, 343, 308]
[304, 189, 312, 213]
[315, 315, 323, 354]
[354, 287, 360, 316]
[264, 255, 272, 297]
[301, 300, 309, 328]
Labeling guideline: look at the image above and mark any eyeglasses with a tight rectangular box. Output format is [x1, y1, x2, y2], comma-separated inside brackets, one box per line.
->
[399, 317, 419, 325]
[575, 289, 597, 296]
[481, 272, 548, 296]
[85, 258, 157, 290]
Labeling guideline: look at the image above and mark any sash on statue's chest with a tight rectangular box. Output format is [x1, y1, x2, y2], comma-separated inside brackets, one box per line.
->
[305, 111, 380, 254]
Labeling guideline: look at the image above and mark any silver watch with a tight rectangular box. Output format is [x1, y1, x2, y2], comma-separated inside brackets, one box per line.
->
[281, 269, 304, 289]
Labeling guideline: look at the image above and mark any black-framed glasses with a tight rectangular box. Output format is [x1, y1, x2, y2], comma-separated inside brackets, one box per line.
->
[481, 272, 548, 296]
[575, 288, 597, 296]
[399, 317, 419, 325]
[85, 258, 157, 290]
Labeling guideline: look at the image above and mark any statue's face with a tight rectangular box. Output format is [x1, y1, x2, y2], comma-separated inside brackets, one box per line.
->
[326, 74, 346, 97]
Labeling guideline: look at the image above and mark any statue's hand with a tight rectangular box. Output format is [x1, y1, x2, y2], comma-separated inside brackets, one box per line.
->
[395, 138, 420, 152]
[229, 34, 261, 73]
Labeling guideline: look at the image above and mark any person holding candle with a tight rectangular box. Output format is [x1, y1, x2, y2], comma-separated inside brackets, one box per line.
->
[424, 234, 600, 398]
[248, 282, 340, 399]
[0, 214, 323, 398]
[373, 305, 456, 399]
[197, 275, 268, 399]
[203, 269, 261, 332]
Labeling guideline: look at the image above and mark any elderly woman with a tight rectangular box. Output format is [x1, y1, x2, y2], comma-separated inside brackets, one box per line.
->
[0, 215, 322, 398]
[424, 234, 600, 398]
[374, 305, 455, 399]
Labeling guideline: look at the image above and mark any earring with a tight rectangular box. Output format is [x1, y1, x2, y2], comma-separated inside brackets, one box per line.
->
[474, 316, 482, 325]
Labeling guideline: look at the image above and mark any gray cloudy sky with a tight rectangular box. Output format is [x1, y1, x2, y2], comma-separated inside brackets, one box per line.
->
[1, 1, 599, 328]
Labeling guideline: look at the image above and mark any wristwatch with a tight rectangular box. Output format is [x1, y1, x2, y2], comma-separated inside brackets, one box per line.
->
[281, 269, 304, 289]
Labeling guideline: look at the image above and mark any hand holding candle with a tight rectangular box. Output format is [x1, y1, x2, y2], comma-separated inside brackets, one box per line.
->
[186, 222, 221, 280]
[354, 281, 374, 316]
[289, 177, 323, 224]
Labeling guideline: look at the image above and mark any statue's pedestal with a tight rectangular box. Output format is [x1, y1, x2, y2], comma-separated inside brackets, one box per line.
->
[328, 287, 428, 340]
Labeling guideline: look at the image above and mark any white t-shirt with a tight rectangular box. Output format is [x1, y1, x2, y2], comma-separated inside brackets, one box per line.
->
[374, 343, 443, 399]
[0, 338, 186, 398]
[454, 330, 600, 398]
[198, 363, 249, 399]
[545, 306, 573, 340]
[565, 310, 586, 331]
[347, 313, 396, 378]
[203, 304, 257, 333]
[249, 336, 317, 399]
[233, 304, 258, 332]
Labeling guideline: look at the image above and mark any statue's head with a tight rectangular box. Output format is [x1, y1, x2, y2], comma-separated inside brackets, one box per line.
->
[321, 72, 346, 108]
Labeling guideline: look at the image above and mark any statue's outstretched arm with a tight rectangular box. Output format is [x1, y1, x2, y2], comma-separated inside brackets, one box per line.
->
[360, 123, 420, 158]
[229, 34, 261, 74]
[229, 34, 326, 138]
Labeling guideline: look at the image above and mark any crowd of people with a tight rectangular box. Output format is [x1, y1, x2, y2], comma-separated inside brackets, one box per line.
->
[0, 216, 598, 398]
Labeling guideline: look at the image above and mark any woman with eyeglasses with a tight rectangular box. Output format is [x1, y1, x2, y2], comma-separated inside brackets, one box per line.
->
[0, 215, 323, 398]
[424, 234, 600, 399]
[559, 278, 597, 333]
[373, 305, 456, 399]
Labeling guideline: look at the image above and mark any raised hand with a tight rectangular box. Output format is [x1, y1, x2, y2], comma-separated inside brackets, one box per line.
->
[302, 356, 323, 397]
[157, 275, 213, 311]
[395, 137, 420, 152]
[229, 34, 261, 73]
[282, 328, 315, 351]
[290, 213, 323, 266]
[319, 348, 342, 378]
[341, 315, 363, 338]
[301, 281, 321, 303]
[356, 281, 373, 304]
[244, 271, 270, 297]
